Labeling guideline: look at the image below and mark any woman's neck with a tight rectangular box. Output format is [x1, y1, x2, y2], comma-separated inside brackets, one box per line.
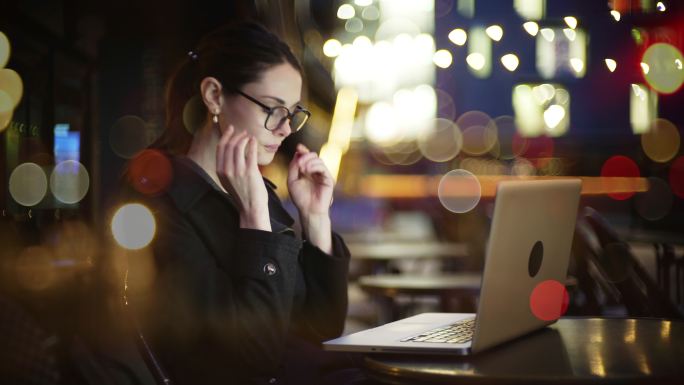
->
[186, 123, 225, 192]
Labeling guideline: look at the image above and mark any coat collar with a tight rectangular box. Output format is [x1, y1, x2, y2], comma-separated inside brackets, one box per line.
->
[167, 155, 295, 229]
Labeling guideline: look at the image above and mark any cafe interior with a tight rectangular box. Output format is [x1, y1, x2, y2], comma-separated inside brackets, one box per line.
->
[1, 0, 684, 384]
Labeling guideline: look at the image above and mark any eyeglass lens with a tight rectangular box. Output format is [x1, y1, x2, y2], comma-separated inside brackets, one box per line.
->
[266, 107, 308, 131]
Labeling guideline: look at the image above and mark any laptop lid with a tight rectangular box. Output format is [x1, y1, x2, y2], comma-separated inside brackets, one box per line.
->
[471, 179, 581, 353]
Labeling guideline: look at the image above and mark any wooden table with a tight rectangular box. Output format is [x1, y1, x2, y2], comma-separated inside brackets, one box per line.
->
[364, 317, 684, 384]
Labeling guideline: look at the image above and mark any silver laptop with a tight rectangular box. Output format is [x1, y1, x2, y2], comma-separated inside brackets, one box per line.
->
[324, 179, 581, 355]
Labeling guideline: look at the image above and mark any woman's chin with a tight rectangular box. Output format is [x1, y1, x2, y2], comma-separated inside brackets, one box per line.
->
[257, 152, 276, 166]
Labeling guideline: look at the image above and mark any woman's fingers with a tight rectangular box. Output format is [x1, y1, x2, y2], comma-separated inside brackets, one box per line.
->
[216, 125, 234, 172]
[246, 137, 257, 170]
[296, 152, 318, 170]
[233, 133, 250, 173]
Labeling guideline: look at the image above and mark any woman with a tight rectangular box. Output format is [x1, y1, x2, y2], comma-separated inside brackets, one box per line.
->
[126, 21, 357, 385]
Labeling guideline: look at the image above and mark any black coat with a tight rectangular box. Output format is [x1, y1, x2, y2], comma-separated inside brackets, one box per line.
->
[127, 156, 351, 385]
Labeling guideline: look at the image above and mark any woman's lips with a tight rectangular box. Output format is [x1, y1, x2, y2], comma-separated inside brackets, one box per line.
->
[264, 144, 280, 152]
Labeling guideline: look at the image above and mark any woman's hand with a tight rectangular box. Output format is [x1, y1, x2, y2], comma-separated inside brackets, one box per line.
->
[216, 125, 271, 231]
[287, 144, 334, 218]
[288, 144, 333, 253]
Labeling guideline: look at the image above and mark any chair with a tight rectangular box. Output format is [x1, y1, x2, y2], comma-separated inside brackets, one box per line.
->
[567, 218, 620, 316]
[583, 207, 682, 319]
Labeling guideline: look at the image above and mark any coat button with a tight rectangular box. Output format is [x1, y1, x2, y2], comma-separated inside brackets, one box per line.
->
[263, 263, 277, 276]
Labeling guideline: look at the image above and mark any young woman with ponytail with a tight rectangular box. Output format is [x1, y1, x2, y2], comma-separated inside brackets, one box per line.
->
[125, 21, 364, 385]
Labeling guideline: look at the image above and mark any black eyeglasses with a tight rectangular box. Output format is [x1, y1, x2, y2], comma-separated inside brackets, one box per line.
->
[236, 90, 311, 132]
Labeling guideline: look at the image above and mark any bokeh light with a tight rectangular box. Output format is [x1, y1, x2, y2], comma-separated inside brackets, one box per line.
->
[417, 118, 463, 162]
[323, 39, 342, 57]
[564, 16, 578, 29]
[448, 28, 467, 46]
[668, 156, 684, 199]
[641, 43, 684, 94]
[435, 88, 456, 120]
[601, 155, 641, 200]
[433, 49, 453, 69]
[128, 149, 174, 196]
[0, 68, 23, 108]
[485, 25, 503, 42]
[530, 279, 569, 321]
[14, 246, 55, 291]
[345, 18, 364, 33]
[511, 157, 537, 176]
[337, 4, 355, 19]
[49, 160, 90, 204]
[635, 177, 673, 221]
[569, 58, 584, 74]
[437, 169, 481, 213]
[563, 28, 577, 42]
[501, 54, 519, 71]
[466, 53, 486, 70]
[605, 58, 617, 72]
[361, 5, 380, 20]
[520, 135, 554, 168]
[109, 115, 155, 159]
[182, 95, 205, 135]
[523, 21, 539, 36]
[365, 101, 402, 145]
[611, 10, 621, 21]
[0, 90, 12, 132]
[0, 31, 10, 68]
[461, 125, 497, 156]
[111, 203, 156, 250]
[460, 158, 505, 176]
[373, 142, 423, 166]
[640, 118, 680, 163]
[9, 163, 48, 206]
[543, 105, 566, 131]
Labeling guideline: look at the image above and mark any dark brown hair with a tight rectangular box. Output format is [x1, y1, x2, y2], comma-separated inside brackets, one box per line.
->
[153, 21, 302, 154]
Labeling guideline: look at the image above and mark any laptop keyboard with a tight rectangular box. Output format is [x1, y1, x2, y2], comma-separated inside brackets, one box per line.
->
[400, 317, 476, 344]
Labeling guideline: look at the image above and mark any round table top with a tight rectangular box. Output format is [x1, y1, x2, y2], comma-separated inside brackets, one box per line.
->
[364, 317, 684, 384]
[358, 273, 483, 296]
[348, 242, 469, 260]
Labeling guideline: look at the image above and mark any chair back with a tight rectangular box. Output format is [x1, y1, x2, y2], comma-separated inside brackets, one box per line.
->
[583, 207, 682, 318]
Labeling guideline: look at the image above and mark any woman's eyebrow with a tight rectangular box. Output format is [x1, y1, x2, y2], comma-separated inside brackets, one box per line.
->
[261, 95, 301, 109]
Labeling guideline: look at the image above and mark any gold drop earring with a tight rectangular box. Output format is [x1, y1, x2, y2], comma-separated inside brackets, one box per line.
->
[213, 109, 221, 136]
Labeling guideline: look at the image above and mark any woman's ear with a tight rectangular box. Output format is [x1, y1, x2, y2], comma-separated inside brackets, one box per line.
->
[200, 76, 223, 115]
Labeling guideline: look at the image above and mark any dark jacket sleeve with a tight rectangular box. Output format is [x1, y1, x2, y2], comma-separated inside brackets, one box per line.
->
[133, 199, 303, 383]
[294, 232, 351, 342]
